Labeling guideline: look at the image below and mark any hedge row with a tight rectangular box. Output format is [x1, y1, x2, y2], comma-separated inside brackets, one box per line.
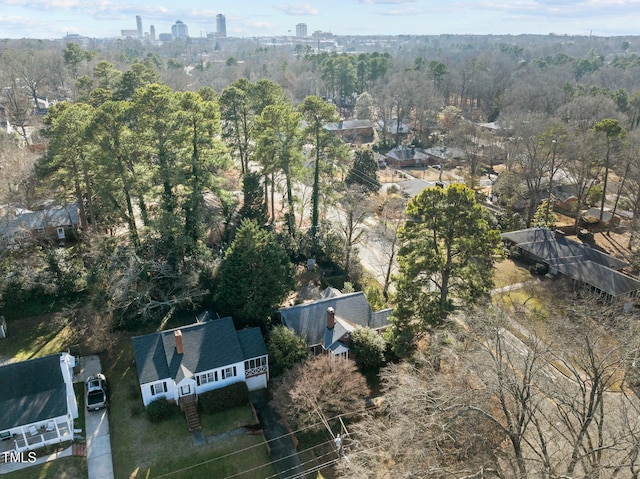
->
[198, 382, 249, 414]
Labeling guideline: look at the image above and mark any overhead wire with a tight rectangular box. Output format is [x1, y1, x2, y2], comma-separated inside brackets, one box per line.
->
[151, 406, 371, 478]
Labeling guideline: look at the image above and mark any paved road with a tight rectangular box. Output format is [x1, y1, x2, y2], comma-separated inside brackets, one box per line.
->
[79, 355, 115, 479]
[250, 390, 304, 479]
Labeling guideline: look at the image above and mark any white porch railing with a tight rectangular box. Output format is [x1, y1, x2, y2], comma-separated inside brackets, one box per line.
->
[2, 420, 72, 453]
[245, 365, 268, 377]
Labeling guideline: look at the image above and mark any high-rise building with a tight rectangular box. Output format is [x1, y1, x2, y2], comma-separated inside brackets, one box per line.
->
[136, 15, 143, 38]
[216, 14, 227, 38]
[171, 20, 189, 39]
[149, 25, 156, 42]
[296, 23, 307, 37]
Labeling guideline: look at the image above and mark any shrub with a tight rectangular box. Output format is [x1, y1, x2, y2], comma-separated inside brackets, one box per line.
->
[350, 327, 387, 371]
[199, 382, 249, 414]
[146, 397, 176, 422]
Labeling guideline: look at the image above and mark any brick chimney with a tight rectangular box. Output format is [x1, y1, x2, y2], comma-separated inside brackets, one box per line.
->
[174, 330, 184, 355]
[327, 307, 335, 330]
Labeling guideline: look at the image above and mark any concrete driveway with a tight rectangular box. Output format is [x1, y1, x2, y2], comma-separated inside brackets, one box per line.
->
[78, 355, 114, 479]
[250, 390, 304, 479]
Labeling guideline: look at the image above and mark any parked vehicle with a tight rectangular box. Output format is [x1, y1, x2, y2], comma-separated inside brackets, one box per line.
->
[85, 373, 108, 411]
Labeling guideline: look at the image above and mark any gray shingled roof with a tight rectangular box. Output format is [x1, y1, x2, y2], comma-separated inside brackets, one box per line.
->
[0, 204, 79, 238]
[132, 317, 266, 385]
[279, 292, 391, 347]
[237, 328, 268, 359]
[503, 228, 639, 297]
[0, 354, 67, 431]
[556, 261, 640, 297]
[503, 228, 629, 270]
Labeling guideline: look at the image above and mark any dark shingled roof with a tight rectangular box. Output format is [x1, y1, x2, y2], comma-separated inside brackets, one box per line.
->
[0, 354, 67, 431]
[279, 291, 391, 347]
[556, 261, 640, 297]
[237, 328, 268, 359]
[132, 317, 266, 385]
[503, 228, 640, 297]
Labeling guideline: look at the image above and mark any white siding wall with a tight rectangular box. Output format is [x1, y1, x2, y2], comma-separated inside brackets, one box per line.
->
[140, 380, 176, 406]
[194, 360, 246, 396]
[60, 353, 78, 420]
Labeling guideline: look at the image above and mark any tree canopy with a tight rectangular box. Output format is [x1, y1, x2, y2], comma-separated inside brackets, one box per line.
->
[214, 219, 294, 329]
[390, 184, 502, 356]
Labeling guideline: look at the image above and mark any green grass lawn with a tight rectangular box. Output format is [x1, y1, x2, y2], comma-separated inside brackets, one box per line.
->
[4, 456, 87, 479]
[1, 313, 77, 362]
[106, 336, 274, 479]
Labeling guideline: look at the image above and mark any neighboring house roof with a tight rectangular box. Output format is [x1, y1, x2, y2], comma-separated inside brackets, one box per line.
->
[385, 146, 429, 164]
[279, 290, 391, 348]
[581, 207, 618, 225]
[424, 147, 466, 160]
[0, 203, 79, 238]
[503, 228, 640, 297]
[0, 354, 67, 431]
[376, 119, 410, 134]
[503, 228, 628, 270]
[132, 317, 266, 385]
[556, 261, 640, 297]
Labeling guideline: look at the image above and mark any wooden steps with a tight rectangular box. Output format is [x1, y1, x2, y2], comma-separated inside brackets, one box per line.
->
[180, 395, 201, 432]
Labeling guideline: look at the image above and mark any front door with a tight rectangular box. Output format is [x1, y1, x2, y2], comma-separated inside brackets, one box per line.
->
[180, 384, 191, 396]
[56, 227, 65, 239]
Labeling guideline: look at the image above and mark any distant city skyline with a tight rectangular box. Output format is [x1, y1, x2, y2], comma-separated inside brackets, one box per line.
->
[1, 0, 639, 39]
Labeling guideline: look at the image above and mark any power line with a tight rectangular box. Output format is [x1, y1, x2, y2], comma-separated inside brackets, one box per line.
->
[222, 439, 335, 479]
[152, 407, 371, 478]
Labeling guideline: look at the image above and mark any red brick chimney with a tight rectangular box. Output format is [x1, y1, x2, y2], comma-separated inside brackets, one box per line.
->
[174, 330, 184, 355]
[327, 307, 335, 330]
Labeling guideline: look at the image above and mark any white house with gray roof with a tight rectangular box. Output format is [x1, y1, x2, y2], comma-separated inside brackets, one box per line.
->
[132, 316, 268, 407]
[0, 353, 78, 456]
[278, 290, 392, 357]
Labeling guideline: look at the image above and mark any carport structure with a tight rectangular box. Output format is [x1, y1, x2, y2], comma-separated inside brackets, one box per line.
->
[503, 228, 640, 300]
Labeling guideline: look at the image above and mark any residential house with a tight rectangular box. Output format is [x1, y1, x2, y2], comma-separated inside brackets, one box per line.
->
[132, 315, 268, 407]
[324, 119, 375, 144]
[0, 203, 80, 247]
[580, 207, 621, 229]
[503, 228, 640, 299]
[384, 145, 429, 168]
[0, 353, 78, 456]
[376, 118, 410, 136]
[278, 289, 392, 358]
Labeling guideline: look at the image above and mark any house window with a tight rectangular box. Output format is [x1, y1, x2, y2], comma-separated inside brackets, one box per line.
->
[221, 366, 236, 380]
[150, 381, 167, 396]
[197, 371, 218, 386]
[37, 228, 45, 235]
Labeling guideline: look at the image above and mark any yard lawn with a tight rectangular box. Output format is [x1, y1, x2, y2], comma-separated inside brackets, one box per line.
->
[4, 456, 87, 479]
[106, 335, 274, 479]
[493, 259, 532, 289]
[1, 313, 77, 362]
[296, 429, 340, 479]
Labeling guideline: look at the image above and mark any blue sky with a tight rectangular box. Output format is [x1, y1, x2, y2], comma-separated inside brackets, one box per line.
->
[1, 0, 639, 39]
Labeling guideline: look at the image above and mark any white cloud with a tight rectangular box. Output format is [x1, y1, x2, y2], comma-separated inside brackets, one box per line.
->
[274, 2, 319, 15]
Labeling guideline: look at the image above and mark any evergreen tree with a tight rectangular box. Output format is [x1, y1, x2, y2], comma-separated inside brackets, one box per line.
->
[215, 220, 294, 328]
[390, 184, 502, 356]
[267, 325, 309, 377]
[239, 171, 268, 226]
[350, 327, 386, 371]
[346, 149, 381, 193]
